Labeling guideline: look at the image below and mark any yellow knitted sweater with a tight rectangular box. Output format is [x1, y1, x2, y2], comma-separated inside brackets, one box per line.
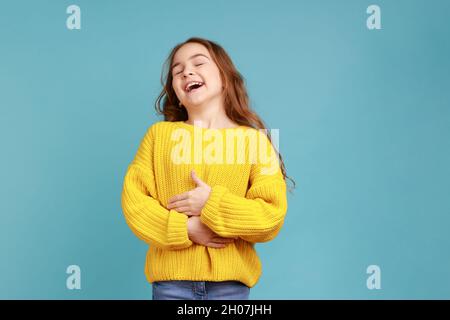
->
[121, 120, 288, 288]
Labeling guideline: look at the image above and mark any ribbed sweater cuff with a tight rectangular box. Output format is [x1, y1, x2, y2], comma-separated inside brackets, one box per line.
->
[200, 185, 228, 225]
[167, 210, 193, 248]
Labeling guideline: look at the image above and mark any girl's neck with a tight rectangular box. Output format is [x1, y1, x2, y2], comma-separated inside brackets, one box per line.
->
[184, 117, 239, 129]
[184, 104, 238, 129]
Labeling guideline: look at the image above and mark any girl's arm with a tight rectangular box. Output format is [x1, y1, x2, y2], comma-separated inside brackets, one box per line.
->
[200, 133, 288, 243]
[121, 125, 193, 250]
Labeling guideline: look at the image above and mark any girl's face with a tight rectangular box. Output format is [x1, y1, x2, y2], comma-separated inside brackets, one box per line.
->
[171, 43, 223, 109]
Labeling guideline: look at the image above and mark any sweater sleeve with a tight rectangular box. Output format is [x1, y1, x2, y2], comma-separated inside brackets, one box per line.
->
[199, 131, 288, 243]
[121, 124, 193, 250]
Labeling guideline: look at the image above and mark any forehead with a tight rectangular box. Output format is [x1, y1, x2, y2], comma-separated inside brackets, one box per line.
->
[172, 43, 211, 63]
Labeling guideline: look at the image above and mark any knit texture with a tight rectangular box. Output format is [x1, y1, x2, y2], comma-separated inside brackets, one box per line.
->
[121, 120, 288, 288]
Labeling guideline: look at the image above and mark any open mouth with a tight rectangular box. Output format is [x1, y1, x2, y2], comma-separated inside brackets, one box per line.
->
[185, 81, 205, 93]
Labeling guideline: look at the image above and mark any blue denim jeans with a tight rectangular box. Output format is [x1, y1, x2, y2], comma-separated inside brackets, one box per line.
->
[152, 280, 250, 300]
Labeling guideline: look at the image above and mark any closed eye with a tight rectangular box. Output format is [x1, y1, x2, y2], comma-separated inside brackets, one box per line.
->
[173, 63, 205, 76]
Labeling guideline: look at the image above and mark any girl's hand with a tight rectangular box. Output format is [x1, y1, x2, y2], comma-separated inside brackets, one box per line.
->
[167, 170, 211, 216]
[187, 216, 235, 248]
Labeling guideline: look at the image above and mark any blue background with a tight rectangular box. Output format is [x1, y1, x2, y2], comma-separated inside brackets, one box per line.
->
[1, 0, 449, 299]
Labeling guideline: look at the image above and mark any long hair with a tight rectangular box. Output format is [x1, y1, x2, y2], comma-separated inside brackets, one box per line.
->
[155, 37, 295, 193]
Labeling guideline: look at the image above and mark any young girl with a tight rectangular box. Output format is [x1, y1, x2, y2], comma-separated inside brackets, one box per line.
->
[121, 37, 295, 300]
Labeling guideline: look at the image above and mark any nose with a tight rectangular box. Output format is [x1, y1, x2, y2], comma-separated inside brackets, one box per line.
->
[182, 69, 194, 77]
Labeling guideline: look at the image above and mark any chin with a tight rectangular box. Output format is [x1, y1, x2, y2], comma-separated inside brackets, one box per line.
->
[185, 96, 211, 107]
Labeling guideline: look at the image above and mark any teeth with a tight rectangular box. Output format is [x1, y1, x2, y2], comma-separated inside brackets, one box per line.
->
[186, 81, 203, 92]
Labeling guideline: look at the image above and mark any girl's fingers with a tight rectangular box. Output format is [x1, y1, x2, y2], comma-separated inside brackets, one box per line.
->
[206, 242, 226, 248]
[168, 199, 189, 209]
[173, 206, 190, 213]
[212, 238, 234, 244]
[168, 192, 189, 204]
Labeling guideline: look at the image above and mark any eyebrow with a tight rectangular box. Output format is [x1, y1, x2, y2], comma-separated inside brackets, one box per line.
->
[171, 53, 209, 71]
